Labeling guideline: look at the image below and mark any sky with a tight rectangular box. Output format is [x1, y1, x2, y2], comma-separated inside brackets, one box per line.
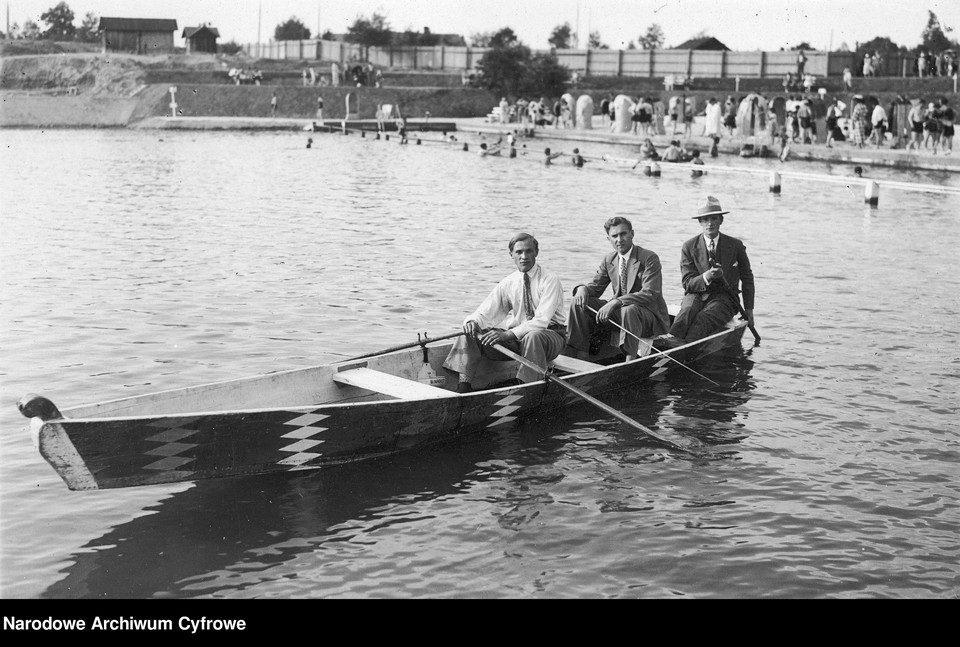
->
[6, 0, 960, 52]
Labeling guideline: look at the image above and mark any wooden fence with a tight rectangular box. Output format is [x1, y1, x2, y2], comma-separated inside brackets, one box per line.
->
[243, 40, 919, 79]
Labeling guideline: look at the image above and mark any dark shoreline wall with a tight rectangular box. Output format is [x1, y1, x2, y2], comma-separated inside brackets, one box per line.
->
[0, 85, 500, 127]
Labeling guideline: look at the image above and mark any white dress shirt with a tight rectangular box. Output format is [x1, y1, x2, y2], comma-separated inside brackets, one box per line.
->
[465, 264, 566, 339]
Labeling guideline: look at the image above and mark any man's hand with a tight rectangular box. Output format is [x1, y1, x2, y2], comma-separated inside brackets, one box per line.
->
[572, 285, 589, 307]
[703, 266, 724, 284]
[595, 299, 620, 323]
[478, 329, 516, 346]
[745, 309, 755, 326]
[463, 320, 481, 337]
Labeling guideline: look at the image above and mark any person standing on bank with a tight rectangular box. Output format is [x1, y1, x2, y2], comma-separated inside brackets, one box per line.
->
[443, 233, 567, 393]
[566, 217, 671, 362]
[664, 196, 755, 345]
[270, 91, 278, 118]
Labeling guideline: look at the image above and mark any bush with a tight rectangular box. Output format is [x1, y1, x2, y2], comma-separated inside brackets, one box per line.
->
[219, 40, 243, 56]
[476, 45, 569, 101]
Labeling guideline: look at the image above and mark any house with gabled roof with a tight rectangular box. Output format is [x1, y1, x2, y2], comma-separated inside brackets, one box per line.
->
[183, 25, 220, 54]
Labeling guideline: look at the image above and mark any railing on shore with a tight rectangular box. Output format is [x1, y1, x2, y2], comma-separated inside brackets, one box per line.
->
[242, 39, 921, 80]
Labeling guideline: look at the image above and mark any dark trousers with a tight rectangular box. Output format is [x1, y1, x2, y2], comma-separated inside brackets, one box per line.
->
[669, 292, 737, 342]
[567, 298, 658, 356]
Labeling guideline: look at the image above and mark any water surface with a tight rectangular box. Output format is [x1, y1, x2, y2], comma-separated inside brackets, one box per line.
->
[1, 128, 958, 598]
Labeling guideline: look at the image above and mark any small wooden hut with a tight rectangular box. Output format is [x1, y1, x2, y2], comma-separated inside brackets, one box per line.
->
[99, 17, 178, 54]
[183, 26, 220, 54]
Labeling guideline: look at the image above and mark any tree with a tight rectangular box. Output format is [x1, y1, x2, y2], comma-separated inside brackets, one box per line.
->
[76, 11, 99, 43]
[477, 44, 530, 97]
[519, 53, 570, 98]
[637, 24, 664, 50]
[21, 20, 41, 39]
[470, 31, 492, 47]
[588, 31, 608, 49]
[489, 27, 520, 49]
[40, 1, 75, 40]
[920, 10, 955, 52]
[857, 37, 904, 55]
[789, 41, 815, 51]
[274, 17, 310, 41]
[476, 42, 568, 99]
[548, 22, 572, 49]
[345, 12, 392, 47]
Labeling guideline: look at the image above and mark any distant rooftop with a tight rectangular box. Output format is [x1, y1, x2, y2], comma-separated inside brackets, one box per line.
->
[673, 37, 730, 51]
[183, 26, 221, 39]
[99, 17, 178, 32]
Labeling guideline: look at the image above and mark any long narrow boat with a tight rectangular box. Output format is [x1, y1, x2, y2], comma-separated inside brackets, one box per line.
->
[18, 319, 747, 490]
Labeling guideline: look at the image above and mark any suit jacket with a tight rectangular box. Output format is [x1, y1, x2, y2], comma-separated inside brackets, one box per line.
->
[678, 233, 755, 310]
[576, 245, 671, 334]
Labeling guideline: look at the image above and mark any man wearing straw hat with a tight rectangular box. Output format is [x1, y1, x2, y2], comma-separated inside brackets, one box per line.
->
[662, 196, 755, 346]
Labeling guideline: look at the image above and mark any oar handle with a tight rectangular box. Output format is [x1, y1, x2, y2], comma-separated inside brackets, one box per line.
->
[337, 330, 465, 363]
[716, 278, 760, 345]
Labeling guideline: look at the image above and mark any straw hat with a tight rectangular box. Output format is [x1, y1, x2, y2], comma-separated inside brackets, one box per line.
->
[693, 195, 730, 219]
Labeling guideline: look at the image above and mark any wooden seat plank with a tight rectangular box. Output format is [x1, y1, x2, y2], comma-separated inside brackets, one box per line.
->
[550, 355, 603, 374]
[333, 367, 453, 400]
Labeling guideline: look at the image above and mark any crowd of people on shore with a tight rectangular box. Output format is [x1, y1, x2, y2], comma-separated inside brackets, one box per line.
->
[492, 86, 955, 158]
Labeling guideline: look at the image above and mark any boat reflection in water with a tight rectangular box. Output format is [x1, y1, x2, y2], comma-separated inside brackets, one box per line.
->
[42, 348, 754, 599]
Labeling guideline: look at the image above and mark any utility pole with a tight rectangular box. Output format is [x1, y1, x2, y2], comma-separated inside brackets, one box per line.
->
[257, 1, 262, 53]
[574, 1, 580, 49]
[317, 1, 321, 39]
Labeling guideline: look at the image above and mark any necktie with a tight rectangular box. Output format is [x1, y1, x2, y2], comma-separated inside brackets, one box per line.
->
[619, 257, 628, 295]
[708, 239, 717, 266]
[523, 272, 535, 320]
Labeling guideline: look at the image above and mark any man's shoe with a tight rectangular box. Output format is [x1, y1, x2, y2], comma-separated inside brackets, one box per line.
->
[456, 382, 473, 394]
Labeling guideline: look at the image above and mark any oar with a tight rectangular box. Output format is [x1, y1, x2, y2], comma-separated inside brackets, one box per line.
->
[337, 331, 465, 363]
[491, 343, 693, 452]
[586, 306, 719, 385]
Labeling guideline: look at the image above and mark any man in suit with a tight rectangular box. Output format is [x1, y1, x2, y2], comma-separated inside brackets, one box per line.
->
[443, 232, 567, 392]
[665, 195, 755, 345]
[566, 217, 671, 361]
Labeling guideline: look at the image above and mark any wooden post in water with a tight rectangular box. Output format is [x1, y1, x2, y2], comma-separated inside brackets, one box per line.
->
[864, 181, 879, 206]
[769, 171, 781, 194]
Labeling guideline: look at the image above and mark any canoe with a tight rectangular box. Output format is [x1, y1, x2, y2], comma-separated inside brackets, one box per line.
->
[18, 319, 747, 490]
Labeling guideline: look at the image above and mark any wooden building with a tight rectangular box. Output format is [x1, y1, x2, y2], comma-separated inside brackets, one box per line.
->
[99, 17, 178, 54]
[183, 26, 220, 54]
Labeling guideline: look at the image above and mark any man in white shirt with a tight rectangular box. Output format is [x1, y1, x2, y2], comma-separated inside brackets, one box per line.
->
[566, 217, 670, 361]
[443, 233, 567, 392]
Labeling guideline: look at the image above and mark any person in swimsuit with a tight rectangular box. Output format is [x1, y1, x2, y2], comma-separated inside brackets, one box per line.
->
[938, 97, 955, 156]
[923, 102, 941, 153]
[906, 100, 925, 151]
